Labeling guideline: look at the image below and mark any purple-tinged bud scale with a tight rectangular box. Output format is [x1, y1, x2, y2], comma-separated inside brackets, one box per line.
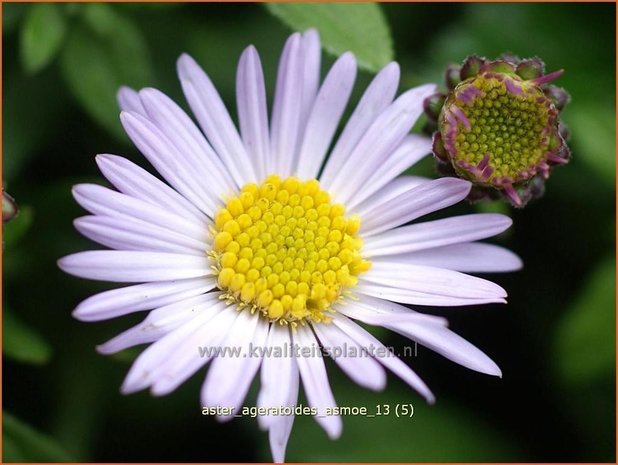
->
[445, 64, 462, 90]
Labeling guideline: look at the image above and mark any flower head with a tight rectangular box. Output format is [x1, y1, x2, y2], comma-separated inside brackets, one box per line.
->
[425, 55, 571, 207]
[59, 31, 521, 462]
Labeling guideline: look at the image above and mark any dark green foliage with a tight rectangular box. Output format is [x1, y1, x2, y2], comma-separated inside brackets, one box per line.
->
[2, 3, 615, 462]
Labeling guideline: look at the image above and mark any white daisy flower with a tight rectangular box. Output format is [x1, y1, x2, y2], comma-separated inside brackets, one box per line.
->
[58, 29, 522, 462]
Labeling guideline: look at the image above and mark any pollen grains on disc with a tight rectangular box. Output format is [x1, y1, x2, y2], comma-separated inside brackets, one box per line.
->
[209, 175, 371, 325]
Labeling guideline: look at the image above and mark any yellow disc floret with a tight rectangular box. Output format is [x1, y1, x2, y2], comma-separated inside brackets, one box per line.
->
[209, 175, 370, 325]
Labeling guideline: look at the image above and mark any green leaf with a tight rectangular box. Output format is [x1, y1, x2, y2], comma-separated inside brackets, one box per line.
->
[3, 411, 73, 462]
[3, 206, 33, 248]
[553, 256, 616, 385]
[60, 3, 153, 138]
[564, 103, 616, 188]
[3, 4, 28, 36]
[3, 64, 68, 183]
[265, 3, 393, 72]
[3, 307, 51, 365]
[19, 3, 67, 74]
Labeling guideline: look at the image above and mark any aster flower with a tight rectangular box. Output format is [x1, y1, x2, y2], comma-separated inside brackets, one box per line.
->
[58, 30, 522, 462]
[424, 55, 571, 207]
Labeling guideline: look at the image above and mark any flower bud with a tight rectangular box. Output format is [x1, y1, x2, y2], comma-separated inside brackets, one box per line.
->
[2, 190, 18, 223]
[422, 55, 571, 207]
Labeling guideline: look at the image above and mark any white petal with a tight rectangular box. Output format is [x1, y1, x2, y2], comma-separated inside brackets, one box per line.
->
[312, 321, 386, 391]
[97, 292, 222, 354]
[299, 28, 321, 128]
[355, 282, 507, 307]
[74, 215, 207, 254]
[97, 323, 163, 355]
[352, 176, 429, 218]
[257, 324, 298, 431]
[236, 45, 270, 181]
[270, 33, 304, 177]
[96, 154, 207, 225]
[201, 311, 270, 420]
[320, 62, 400, 188]
[331, 312, 435, 403]
[150, 304, 238, 396]
[71, 278, 216, 322]
[58, 250, 211, 282]
[258, 325, 300, 462]
[177, 53, 256, 186]
[359, 177, 472, 237]
[117, 86, 146, 115]
[296, 52, 357, 179]
[337, 293, 448, 326]
[362, 261, 507, 300]
[120, 111, 221, 217]
[363, 213, 513, 257]
[138, 88, 236, 199]
[294, 326, 342, 439]
[72, 183, 207, 241]
[347, 135, 432, 209]
[328, 83, 436, 204]
[377, 316, 502, 377]
[378, 243, 523, 273]
[269, 414, 296, 464]
[121, 300, 228, 394]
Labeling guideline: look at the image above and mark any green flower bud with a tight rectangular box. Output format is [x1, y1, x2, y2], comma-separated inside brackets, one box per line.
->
[423, 55, 571, 208]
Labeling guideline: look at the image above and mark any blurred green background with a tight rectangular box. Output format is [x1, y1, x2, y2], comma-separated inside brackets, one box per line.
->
[2, 2, 616, 462]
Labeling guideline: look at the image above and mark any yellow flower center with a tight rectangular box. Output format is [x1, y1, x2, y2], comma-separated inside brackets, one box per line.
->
[209, 175, 370, 325]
